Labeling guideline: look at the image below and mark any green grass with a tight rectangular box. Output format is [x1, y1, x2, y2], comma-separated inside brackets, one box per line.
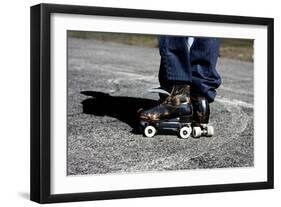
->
[221, 38, 253, 48]
[68, 31, 253, 61]
[68, 31, 158, 47]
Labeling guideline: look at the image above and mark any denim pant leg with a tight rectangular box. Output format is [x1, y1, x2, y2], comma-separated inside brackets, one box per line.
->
[158, 36, 192, 88]
[190, 38, 221, 102]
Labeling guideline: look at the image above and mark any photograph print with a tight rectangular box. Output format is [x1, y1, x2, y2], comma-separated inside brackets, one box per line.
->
[30, 4, 274, 203]
[67, 31, 254, 175]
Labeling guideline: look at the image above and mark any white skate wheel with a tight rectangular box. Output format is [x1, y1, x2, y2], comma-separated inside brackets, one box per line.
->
[192, 126, 202, 138]
[144, 125, 157, 138]
[206, 126, 214, 137]
[179, 126, 192, 139]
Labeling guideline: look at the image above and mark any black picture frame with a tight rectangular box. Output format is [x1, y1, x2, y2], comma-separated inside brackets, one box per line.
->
[30, 3, 274, 204]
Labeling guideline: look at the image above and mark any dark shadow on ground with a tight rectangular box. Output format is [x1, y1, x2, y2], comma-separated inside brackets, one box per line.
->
[81, 91, 158, 133]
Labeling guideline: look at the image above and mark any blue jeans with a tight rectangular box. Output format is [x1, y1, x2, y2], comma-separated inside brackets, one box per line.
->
[158, 36, 221, 102]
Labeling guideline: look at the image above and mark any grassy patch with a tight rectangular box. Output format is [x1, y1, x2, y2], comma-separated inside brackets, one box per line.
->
[68, 31, 253, 62]
[220, 38, 253, 62]
[68, 31, 158, 47]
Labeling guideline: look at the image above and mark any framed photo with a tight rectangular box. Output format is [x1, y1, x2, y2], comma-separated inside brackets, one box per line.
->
[30, 3, 274, 203]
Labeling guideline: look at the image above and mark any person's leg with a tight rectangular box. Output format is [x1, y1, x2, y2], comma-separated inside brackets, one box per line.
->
[158, 36, 192, 88]
[138, 36, 221, 138]
[190, 37, 221, 103]
[139, 36, 193, 137]
[189, 37, 221, 137]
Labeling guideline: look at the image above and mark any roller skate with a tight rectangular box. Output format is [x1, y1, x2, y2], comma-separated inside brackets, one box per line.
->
[138, 85, 193, 139]
[191, 94, 214, 138]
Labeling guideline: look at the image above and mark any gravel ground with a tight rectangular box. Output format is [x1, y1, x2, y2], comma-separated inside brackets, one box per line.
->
[67, 37, 254, 175]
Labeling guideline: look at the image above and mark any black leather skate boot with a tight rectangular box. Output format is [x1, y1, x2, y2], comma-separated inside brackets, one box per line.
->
[138, 85, 193, 138]
[191, 94, 214, 137]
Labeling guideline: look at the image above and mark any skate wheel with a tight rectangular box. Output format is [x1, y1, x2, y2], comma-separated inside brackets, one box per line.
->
[144, 125, 157, 138]
[206, 126, 214, 137]
[192, 127, 202, 138]
[179, 126, 192, 139]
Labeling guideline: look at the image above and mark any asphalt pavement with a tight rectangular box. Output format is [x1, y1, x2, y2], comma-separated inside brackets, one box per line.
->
[67, 37, 254, 175]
